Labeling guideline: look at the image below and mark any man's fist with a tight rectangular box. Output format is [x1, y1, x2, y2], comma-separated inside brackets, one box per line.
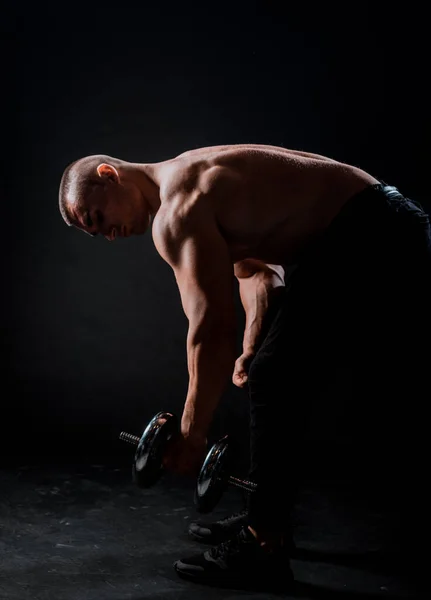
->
[232, 352, 255, 388]
[163, 431, 207, 477]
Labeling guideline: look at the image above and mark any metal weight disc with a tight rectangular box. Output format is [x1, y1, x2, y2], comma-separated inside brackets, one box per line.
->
[194, 436, 231, 513]
[132, 411, 178, 488]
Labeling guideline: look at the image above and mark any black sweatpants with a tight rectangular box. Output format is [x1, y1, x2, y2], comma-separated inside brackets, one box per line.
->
[246, 184, 431, 535]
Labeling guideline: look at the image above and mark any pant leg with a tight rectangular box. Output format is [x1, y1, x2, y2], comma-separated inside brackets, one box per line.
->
[246, 263, 338, 535]
[361, 197, 431, 571]
[245, 189, 431, 537]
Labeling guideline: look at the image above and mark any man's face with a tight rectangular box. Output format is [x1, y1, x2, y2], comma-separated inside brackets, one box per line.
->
[70, 180, 150, 240]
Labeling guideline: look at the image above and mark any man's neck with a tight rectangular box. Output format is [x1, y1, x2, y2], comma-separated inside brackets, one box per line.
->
[123, 162, 162, 216]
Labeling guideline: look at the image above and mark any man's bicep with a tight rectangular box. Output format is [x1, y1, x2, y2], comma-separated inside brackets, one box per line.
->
[159, 219, 236, 327]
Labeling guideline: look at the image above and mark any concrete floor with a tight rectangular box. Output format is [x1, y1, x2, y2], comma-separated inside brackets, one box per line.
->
[0, 460, 426, 599]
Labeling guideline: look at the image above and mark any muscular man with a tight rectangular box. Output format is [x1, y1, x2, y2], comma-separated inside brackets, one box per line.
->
[58, 144, 431, 590]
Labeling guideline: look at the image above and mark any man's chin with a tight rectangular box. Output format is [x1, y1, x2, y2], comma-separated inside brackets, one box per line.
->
[132, 220, 149, 236]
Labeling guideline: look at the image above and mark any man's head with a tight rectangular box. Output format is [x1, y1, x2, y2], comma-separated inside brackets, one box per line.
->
[59, 154, 153, 240]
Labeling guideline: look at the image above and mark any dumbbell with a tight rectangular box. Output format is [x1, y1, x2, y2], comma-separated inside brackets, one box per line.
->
[194, 435, 257, 514]
[119, 411, 179, 488]
[120, 412, 256, 513]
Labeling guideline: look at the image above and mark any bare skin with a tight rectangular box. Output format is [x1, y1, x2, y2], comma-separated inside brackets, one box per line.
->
[153, 144, 377, 263]
[60, 144, 379, 548]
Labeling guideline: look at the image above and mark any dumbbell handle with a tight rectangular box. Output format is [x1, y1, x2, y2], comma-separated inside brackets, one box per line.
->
[119, 432, 140, 446]
[228, 475, 257, 493]
[120, 431, 257, 494]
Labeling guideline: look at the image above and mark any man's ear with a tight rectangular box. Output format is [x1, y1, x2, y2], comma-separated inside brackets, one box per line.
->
[97, 163, 119, 183]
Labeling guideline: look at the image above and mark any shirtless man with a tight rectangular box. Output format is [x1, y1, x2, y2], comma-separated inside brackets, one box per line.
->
[58, 144, 431, 590]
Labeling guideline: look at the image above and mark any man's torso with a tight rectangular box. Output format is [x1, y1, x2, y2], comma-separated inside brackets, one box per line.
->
[152, 144, 379, 266]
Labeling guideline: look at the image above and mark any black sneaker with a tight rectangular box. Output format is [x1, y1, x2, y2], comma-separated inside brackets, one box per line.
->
[174, 526, 294, 591]
[188, 510, 249, 544]
[189, 510, 297, 553]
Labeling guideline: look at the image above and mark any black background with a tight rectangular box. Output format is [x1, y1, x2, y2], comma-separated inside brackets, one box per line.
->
[2, 2, 429, 469]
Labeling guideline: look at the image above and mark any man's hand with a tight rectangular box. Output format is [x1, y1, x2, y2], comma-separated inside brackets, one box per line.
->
[163, 431, 207, 477]
[232, 351, 255, 388]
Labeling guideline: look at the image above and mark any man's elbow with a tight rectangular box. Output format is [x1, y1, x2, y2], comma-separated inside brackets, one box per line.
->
[188, 311, 236, 345]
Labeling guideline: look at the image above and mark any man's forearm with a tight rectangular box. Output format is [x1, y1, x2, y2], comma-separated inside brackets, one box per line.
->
[240, 272, 285, 354]
[182, 324, 237, 436]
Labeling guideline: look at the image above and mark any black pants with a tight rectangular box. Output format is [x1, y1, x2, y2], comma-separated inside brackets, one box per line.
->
[246, 184, 431, 535]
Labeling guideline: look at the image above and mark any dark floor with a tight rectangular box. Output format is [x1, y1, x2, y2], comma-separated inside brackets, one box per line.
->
[0, 457, 427, 600]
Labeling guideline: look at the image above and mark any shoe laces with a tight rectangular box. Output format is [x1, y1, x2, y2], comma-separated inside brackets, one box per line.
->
[217, 511, 248, 528]
[209, 530, 245, 560]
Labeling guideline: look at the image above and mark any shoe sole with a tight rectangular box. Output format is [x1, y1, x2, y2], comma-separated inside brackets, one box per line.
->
[188, 530, 216, 544]
[188, 529, 298, 557]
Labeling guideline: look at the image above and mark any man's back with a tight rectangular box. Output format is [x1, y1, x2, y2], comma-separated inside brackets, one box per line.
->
[153, 144, 379, 265]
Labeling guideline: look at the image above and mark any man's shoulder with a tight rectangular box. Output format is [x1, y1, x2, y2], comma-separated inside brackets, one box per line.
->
[157, 162, 236, 225]
[151, 203, 190, 254]
[152, 160, 239, 264]
[151, 180, 214, 266]
[160, 154, 240, 201]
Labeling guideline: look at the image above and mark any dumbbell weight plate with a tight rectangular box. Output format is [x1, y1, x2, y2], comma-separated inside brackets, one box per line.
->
[194, 435, 231, 513]
[132, 411, 178, 488]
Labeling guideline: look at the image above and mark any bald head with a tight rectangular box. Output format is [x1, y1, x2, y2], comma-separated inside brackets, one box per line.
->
[58, 154, 155, 240]
[58, 154, 121, 227]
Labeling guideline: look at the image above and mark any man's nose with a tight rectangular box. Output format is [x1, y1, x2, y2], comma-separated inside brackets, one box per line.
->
[105, 228, 117, 241]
